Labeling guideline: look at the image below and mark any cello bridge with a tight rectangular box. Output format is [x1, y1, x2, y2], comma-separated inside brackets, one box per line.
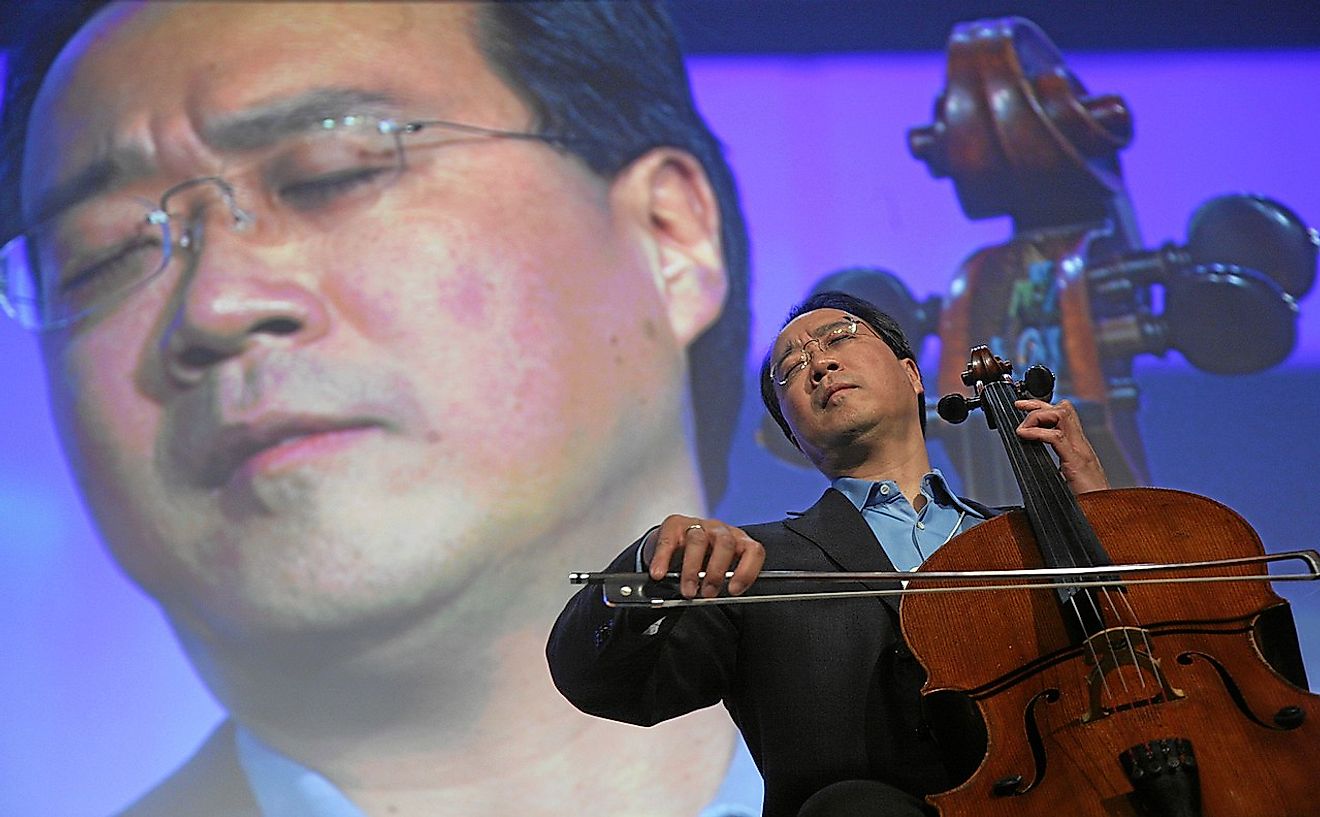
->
[1082, 626, 1186, 723]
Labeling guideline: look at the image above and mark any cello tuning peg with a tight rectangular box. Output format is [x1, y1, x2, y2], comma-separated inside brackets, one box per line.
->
[937, 393, 977, 425]
[1161, 263, 1298, 374]
[1022, 365, 1055, 401]
[1094, 263, 1298, 374]
[1086, 194, 1317, 302]
[1185, 194, 1317, 299]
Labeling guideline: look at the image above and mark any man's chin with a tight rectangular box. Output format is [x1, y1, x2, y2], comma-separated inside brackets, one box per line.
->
[216, 465, 342, 518]
[172, 585, 446, 667]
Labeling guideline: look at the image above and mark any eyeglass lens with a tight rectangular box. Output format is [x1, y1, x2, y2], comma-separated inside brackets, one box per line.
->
[4, 117, 410, 329]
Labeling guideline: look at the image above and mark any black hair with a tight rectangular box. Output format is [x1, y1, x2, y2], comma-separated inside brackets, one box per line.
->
[0, 1, 749, 502]
[760, 291, 926, 448]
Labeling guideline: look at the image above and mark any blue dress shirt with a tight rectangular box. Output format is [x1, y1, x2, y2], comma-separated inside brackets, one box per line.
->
[235, 723, 763, 816]
[831, 469, 988, 572]
[236, 726, 365, 817]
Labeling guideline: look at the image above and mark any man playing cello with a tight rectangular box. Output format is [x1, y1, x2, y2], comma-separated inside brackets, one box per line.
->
[548, 291, 1109, 817]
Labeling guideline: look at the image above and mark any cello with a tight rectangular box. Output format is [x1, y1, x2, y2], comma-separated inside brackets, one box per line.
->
[758, 17, 1316, 511]
[906, 17, 1315, 508]
[570, 345, 1320, 812]
[902, 346, 1320, 816]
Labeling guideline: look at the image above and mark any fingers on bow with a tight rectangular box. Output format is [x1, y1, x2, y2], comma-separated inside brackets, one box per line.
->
[651, 515, 766, 599]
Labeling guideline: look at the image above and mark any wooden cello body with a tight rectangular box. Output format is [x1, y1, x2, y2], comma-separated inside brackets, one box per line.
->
[902, 349, 1320, 816]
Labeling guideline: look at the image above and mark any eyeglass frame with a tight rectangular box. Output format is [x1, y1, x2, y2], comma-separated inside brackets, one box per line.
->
[0, 114, 582, 331]
[771, 315, 877, 387]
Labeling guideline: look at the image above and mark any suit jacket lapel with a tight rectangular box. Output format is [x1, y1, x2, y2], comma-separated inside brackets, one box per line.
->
[783, 488, 904, 612]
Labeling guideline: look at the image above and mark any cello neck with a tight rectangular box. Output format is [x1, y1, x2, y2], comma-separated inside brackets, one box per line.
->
[972, 357, 1115, 638]
[980, 379, 1104, 568]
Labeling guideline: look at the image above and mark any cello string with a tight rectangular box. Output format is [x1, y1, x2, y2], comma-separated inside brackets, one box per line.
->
[1044, 456, 1156, 703]
[1095, 590, 1163, 732]
[1087, 579, 1158, 696]
[1019, 400, 1167, 717]
[1016, 400, 1155, 699]
[1065, 592, 1121, 703]
[1114, 589, 1170, 696]
[987, 381, 1154, 708]
[985, 383, 1122, 707]
[1051, 480, 1165, 706]
[1071, 574, 1168, 729]
[1081, 585, 1140, 698]
[987, 382, 1103, 598]
[1109, 590, 1169, 735]
[984, 378, 1178, 724]
[986, 384, 1079, 574]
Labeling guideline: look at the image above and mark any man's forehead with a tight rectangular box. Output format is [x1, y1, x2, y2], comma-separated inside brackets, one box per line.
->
[72, 0, 464, 52]
[774, 309, 853, 349]
[22, 1, 495, 216]
[32, 1, 476, 123]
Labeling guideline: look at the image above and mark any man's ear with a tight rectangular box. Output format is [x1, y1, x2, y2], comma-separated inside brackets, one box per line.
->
[610, 147, 727, 346]
[903, 357, 925, 397]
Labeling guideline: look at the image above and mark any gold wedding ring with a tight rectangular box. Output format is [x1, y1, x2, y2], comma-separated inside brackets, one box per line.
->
[685, 524, 705, 533]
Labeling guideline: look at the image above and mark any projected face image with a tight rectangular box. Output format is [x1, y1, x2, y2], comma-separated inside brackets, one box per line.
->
[25, 2, 715, 646]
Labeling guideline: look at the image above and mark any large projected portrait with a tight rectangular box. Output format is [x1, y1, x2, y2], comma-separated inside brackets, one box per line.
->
[2, 2, 1317, 816]
[1, 3, 751, 815]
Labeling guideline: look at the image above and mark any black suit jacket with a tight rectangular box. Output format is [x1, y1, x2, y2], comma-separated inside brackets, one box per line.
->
[547, 488, 1001, 817]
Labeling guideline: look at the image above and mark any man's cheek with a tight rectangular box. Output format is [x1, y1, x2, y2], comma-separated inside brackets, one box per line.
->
[46, 341, 154, 477]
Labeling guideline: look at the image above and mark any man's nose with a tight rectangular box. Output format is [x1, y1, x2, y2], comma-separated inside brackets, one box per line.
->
[809, 348, 840, 383]
[161, 231, 329, 384]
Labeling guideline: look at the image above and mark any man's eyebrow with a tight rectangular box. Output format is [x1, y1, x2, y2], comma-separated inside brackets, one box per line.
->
[28, 148, 152, 227]
[200, 87, 408, 152]
[25, 87, 408, 228]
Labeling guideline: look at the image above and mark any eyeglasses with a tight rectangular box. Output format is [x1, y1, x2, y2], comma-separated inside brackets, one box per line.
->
[0, 115, 575, 331]
[772, 316, 874, 387]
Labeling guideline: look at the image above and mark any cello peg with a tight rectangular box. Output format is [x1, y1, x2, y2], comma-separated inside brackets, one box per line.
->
[936, 393, 976, 425]
[1022, 365, 1055, 401]
[1186, 194, 1317, 299]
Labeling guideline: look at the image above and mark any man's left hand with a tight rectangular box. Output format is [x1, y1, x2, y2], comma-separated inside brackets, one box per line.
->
[1014, 398, 1110, 494]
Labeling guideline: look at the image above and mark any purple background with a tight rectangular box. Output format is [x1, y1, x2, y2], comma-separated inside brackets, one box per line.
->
[2, 46, 1319, 814]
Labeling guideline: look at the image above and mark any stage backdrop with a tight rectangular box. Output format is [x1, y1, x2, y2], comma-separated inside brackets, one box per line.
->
[2, 38, 1319, 816]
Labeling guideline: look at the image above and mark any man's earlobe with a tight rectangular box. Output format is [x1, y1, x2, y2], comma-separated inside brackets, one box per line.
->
[613, 148, 727, 346]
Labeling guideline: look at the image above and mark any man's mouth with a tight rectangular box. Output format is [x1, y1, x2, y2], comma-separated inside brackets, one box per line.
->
[195, 416, 385, 488]
[820, 382, 856, 407]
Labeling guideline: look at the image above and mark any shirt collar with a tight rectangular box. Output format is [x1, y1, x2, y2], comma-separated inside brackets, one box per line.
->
[234, 724, 764, 817]
[832, 475, 886, 509]
[831, 469, 986, 517]
[235, 725, 368, 817]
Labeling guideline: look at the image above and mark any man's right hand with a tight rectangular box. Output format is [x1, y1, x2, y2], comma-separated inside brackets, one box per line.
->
[642, 515, 766, 599]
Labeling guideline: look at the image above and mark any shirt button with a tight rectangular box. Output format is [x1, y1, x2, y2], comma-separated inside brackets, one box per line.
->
[880, 485, 890, 495]
[916, 522, 925, 530]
